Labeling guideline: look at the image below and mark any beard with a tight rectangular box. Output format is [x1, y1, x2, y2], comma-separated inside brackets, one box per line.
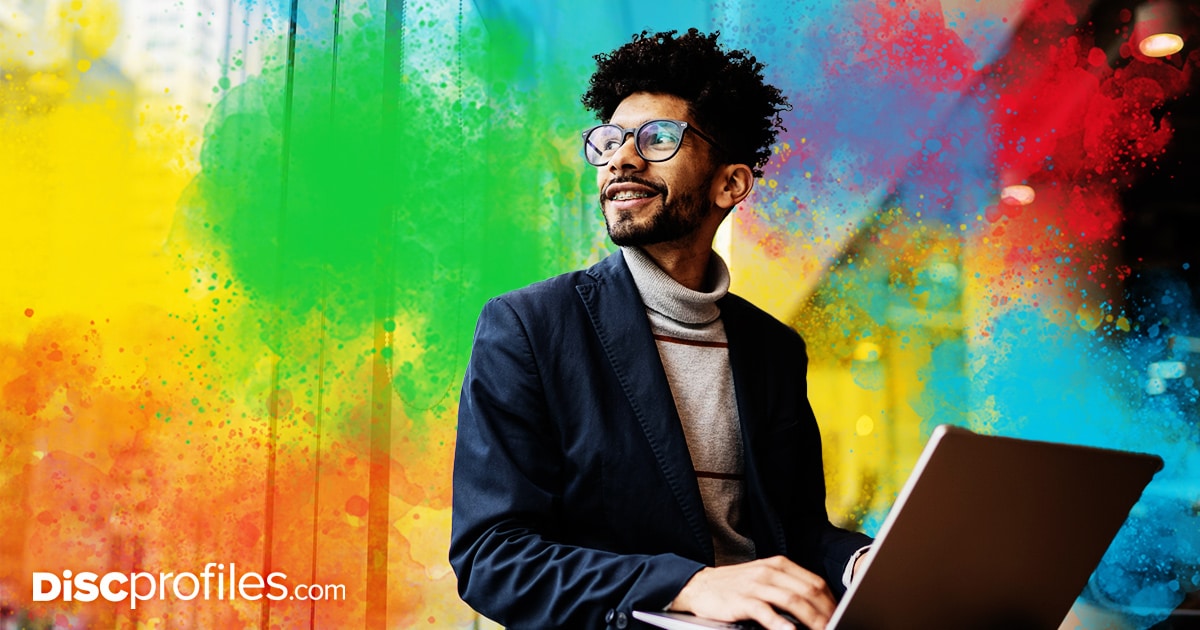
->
[601, 178, 708, 247]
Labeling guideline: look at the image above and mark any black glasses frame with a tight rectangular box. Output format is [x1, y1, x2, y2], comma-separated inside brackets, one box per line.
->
[581, 119, 724, 167]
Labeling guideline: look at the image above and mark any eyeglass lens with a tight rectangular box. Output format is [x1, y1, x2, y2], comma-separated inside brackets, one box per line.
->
[584, 120, 686, 166]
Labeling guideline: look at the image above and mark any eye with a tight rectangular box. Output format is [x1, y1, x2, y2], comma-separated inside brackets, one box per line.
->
[588, 127, 625, 152]
[648, 131, 680, 147]
[640, 122, 683, 151]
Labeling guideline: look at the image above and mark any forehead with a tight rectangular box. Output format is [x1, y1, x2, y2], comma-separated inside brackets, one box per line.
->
[609, 92, 692, 126]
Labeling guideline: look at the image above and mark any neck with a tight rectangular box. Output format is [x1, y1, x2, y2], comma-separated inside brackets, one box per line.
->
[640, 241, 713, 291]
[637, 209, 726, 291]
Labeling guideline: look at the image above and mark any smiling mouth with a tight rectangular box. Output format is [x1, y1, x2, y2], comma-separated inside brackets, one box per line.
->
[604, 178, 665, 203]
[610, 190, 657, 201]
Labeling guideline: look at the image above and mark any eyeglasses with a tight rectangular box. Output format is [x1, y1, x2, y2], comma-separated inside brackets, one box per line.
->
[581, 119, 723, 167]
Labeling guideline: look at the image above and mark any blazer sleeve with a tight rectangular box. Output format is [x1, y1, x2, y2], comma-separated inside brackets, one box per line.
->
[745, 316, 873, 598]
[449, 297, 704, 629]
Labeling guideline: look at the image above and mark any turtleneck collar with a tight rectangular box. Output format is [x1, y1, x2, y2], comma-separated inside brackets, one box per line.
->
[621, 246, 730, 326]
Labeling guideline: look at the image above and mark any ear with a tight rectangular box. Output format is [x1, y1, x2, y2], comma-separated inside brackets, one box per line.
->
[709, 163, 755, 211]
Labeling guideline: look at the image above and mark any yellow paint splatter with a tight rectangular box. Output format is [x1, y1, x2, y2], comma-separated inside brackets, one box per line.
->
[0, 85, 197, 345]
[1074, 304, 1103, 331]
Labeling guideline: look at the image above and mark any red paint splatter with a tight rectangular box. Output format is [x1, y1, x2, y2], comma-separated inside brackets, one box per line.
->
[24, 308, 34, 317]
[237, 512, 262, 549]
[979, 0, 1196, 305]
[990, 0, 1192, 212]
[345, 495, 369, 517]
[758, 232, 787, 260]
[843, 3, 976, 94]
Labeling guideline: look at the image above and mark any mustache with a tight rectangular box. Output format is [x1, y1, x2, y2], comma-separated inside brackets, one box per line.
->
[601, 176, 668, 199]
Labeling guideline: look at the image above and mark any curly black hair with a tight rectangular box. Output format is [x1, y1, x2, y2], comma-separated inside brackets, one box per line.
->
[581, 28, 791, 178]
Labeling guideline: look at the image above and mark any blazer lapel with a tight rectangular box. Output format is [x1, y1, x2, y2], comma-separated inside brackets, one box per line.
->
[721, 299, 762, 445]
[575, 252, 713, 562]
[721, 297, 789, 556]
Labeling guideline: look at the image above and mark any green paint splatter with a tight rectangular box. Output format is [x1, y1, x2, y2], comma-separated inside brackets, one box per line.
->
[181, 8, 604, 419]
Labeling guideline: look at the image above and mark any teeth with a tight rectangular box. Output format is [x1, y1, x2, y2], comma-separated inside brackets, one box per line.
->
[612, 191, 653, 201]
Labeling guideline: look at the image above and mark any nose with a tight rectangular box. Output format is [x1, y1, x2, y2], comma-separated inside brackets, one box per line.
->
[607, 131, 645, 172]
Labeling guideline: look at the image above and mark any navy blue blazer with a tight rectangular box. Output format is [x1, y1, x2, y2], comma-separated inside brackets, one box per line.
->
[450, 250, 872, 629]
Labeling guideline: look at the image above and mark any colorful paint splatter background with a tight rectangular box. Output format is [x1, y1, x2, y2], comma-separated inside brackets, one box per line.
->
[1, 0, 1197, 627]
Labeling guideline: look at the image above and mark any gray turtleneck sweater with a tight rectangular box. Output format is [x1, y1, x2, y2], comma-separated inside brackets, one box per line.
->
[622, 246, 756, 567]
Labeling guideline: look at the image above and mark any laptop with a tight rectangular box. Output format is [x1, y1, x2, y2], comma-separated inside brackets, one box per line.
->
[635, 424, 1163, 630]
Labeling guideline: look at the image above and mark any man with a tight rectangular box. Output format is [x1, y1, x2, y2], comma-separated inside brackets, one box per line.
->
[450, 29, 872, 630]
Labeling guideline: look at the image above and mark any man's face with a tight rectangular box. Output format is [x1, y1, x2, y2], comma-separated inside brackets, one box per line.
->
[595, 92, 719, 247]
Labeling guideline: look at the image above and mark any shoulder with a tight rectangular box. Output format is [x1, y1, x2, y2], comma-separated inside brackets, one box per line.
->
[484, 251, 627, 317]
[495, 269, 592, 309]
[720, 292, 807, 349]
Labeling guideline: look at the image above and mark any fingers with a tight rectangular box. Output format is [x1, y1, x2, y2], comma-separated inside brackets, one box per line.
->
[670, 556, 836, 630]
[740, 598, 806, 630]
[745, 584, 830, 630]
[755, 582, 833, 628]
[754, 557, 836, 621]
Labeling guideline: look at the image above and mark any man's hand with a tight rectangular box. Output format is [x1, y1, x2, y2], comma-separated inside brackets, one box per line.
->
[668, 556, 836, 630]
